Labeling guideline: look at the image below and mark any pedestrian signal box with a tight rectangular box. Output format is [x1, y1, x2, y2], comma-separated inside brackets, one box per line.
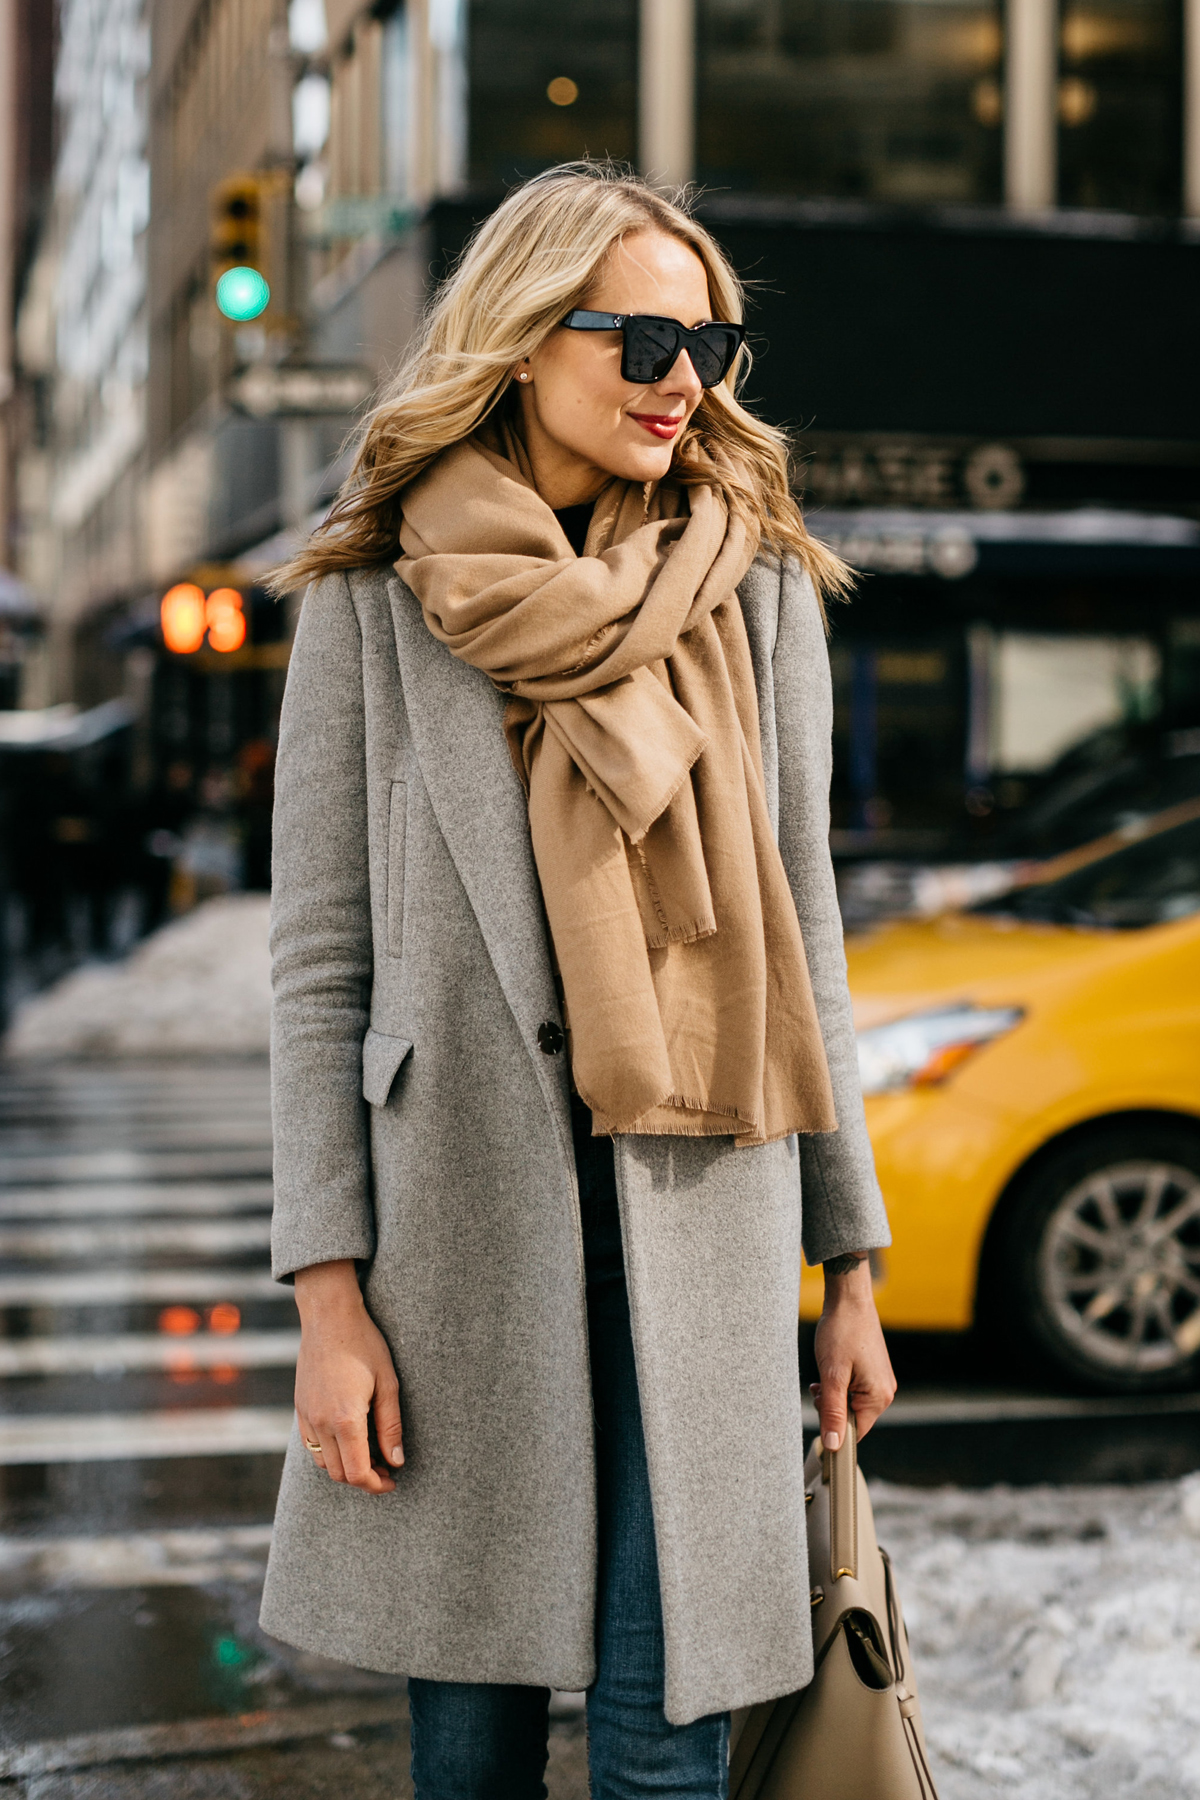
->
[161, 584, 246, 654]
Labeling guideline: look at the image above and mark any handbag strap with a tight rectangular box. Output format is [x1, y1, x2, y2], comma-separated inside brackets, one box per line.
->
[826, 1410, 858, 1583]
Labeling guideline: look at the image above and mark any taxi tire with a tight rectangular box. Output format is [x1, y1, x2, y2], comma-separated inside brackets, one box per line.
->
[991, 1118, 1200, 1396]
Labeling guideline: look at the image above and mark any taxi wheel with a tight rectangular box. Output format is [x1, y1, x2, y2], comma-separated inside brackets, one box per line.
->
[995, 1121, 1200, 1394]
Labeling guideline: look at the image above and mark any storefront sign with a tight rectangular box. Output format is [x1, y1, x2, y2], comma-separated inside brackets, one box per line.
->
[800, 440, 1026, 512]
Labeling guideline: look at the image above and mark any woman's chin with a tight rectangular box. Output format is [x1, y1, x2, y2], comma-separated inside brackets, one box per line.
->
[598, 441, 677, 485]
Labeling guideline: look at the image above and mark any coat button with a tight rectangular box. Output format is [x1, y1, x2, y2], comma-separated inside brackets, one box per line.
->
[537, 1021, 565, 1055]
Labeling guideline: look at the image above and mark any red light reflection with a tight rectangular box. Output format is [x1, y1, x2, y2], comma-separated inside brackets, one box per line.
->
[159, 1306, 201, 1336]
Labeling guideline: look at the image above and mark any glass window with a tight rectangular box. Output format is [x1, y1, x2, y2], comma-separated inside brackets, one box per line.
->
[830, 636, 967, 834]
[696, 0, 1003, 203]
[382, 6, 411, 199]
[468, 0, 637, 188]
[988, 632, 1160, 774]
[1057, 0, 1182, 214]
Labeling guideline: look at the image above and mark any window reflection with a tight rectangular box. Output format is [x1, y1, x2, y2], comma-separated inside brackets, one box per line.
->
[696, 0, 1003, 204]
[468, 0, 637, 187]
[1057, 0, 1182, 214]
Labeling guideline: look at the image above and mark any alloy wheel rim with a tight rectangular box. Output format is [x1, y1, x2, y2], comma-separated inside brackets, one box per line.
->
[1038, 1160, 1200, 1372]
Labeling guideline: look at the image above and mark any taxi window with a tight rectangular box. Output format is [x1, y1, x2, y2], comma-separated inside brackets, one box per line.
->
[974, 819, 1200, 930]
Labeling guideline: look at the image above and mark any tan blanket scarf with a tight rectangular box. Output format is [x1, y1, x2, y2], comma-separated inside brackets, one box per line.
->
[397, 422, 836, 1146]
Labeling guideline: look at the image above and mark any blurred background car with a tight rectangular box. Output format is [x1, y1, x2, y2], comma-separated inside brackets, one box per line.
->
[802, 800, 1200, 1394]
[837, 718, 1200, 927]
[986, 723, 1200, 863]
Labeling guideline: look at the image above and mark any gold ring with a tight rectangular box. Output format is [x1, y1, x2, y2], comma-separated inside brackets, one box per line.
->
[304, 1439, 322, 1452]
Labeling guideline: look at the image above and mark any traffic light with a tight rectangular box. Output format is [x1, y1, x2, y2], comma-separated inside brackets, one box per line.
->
[211, 175, 270, 321]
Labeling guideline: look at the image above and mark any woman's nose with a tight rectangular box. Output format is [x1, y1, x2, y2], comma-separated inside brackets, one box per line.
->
[657, 348, 705, 400]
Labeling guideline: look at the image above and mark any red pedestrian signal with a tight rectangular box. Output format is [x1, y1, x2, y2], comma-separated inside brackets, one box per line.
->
[205, 588, 246, 653]
[160, 584, 207, 654]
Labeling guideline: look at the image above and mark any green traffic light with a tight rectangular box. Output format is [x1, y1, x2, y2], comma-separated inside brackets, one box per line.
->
[215, 266, 270, 321]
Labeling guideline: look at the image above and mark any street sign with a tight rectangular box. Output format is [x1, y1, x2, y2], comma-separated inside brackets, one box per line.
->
[228, 364, 374, 418]
[303, 196, 415, 243]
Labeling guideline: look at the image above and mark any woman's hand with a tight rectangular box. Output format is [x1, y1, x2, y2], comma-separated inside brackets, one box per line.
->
[294, 1260, 404, 1493]
[810, 1253, 896, 1451]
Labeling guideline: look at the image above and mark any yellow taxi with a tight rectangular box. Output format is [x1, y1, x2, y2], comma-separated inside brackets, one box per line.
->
[801, 800, 1200, 1393]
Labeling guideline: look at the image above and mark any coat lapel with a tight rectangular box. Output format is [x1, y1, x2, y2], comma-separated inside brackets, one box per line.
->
[386, 576, 574, 1154]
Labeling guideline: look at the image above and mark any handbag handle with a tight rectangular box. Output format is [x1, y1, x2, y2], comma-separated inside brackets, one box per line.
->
[824, 1411, 858, 1583]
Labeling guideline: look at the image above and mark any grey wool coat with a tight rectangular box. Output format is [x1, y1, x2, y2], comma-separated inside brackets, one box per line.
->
[259, 552, 891, 1726]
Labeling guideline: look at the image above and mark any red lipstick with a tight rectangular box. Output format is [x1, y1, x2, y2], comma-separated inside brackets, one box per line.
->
[628, 413, 682, 441]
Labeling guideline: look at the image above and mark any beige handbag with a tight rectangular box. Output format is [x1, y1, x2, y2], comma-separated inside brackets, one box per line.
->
[729, 1416, 938, 1799]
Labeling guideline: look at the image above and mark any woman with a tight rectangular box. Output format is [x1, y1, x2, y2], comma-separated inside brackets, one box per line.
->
[260, 163, 896, 1800]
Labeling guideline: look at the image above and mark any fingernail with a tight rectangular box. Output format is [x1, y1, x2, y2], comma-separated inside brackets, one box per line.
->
[390, 1447, 404, 1465]
[823, 1431, 841, 1451]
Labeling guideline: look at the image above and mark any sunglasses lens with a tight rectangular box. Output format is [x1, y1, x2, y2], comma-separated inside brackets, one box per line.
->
[691, 328, 739, 387]
[623, 318, 681, 383]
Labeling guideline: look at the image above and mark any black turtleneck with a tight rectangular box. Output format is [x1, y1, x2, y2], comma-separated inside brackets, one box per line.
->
[554, 502, 595, 557]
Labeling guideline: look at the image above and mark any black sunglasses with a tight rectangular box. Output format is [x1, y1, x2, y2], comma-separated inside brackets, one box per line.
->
[561, 310, 746, 388]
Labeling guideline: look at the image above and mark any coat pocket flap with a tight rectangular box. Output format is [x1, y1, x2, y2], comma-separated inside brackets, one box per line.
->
[362, 1028, 413, 1107]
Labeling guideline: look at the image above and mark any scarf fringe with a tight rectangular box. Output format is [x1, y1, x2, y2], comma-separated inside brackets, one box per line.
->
[590, 1086, 839, 1148]
[591, 1086, 758, 1136]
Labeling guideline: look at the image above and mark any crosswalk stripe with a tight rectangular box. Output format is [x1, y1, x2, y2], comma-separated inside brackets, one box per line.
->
[0, 1523, 275, 1588]
[0, 1115, 272, 1137]
[0, 1218, 273, 1257]
[0, 1180, 273, 1219]
[1, 1127, 273, 1156]
[0, 1268, 287, 1305]
[0, 1330, 299, 1376]
[0, 1149, 273, 1184]
[0, 1087, 270, 1108]
[0, 1405, 296, 1464]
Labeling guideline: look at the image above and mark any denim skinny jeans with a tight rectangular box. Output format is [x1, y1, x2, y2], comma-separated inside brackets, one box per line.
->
[408, 1098, 730, 1800]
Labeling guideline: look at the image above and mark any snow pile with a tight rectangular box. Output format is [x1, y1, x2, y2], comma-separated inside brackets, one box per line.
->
[4, 894, 272, 1059]
[877, 1474, 1200, 1799]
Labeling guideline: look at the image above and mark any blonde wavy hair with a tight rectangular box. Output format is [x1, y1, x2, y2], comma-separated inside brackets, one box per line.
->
[272, 162, 849, 604]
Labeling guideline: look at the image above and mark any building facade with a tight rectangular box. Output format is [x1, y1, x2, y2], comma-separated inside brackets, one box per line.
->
[12, 0, 150, 705]
[0, 0, 54, 709]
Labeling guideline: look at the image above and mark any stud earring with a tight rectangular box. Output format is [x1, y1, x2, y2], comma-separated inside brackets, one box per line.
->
[517, 371, 530, 382]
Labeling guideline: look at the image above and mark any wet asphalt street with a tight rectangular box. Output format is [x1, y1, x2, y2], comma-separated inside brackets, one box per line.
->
[2, 1059, 1198, 1798]
[0, 1057, 588, 1797]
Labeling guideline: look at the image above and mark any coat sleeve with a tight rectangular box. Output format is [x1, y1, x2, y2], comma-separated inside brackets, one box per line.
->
[773, 555, 892, 1265]
[269, 572, 376, 1282]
